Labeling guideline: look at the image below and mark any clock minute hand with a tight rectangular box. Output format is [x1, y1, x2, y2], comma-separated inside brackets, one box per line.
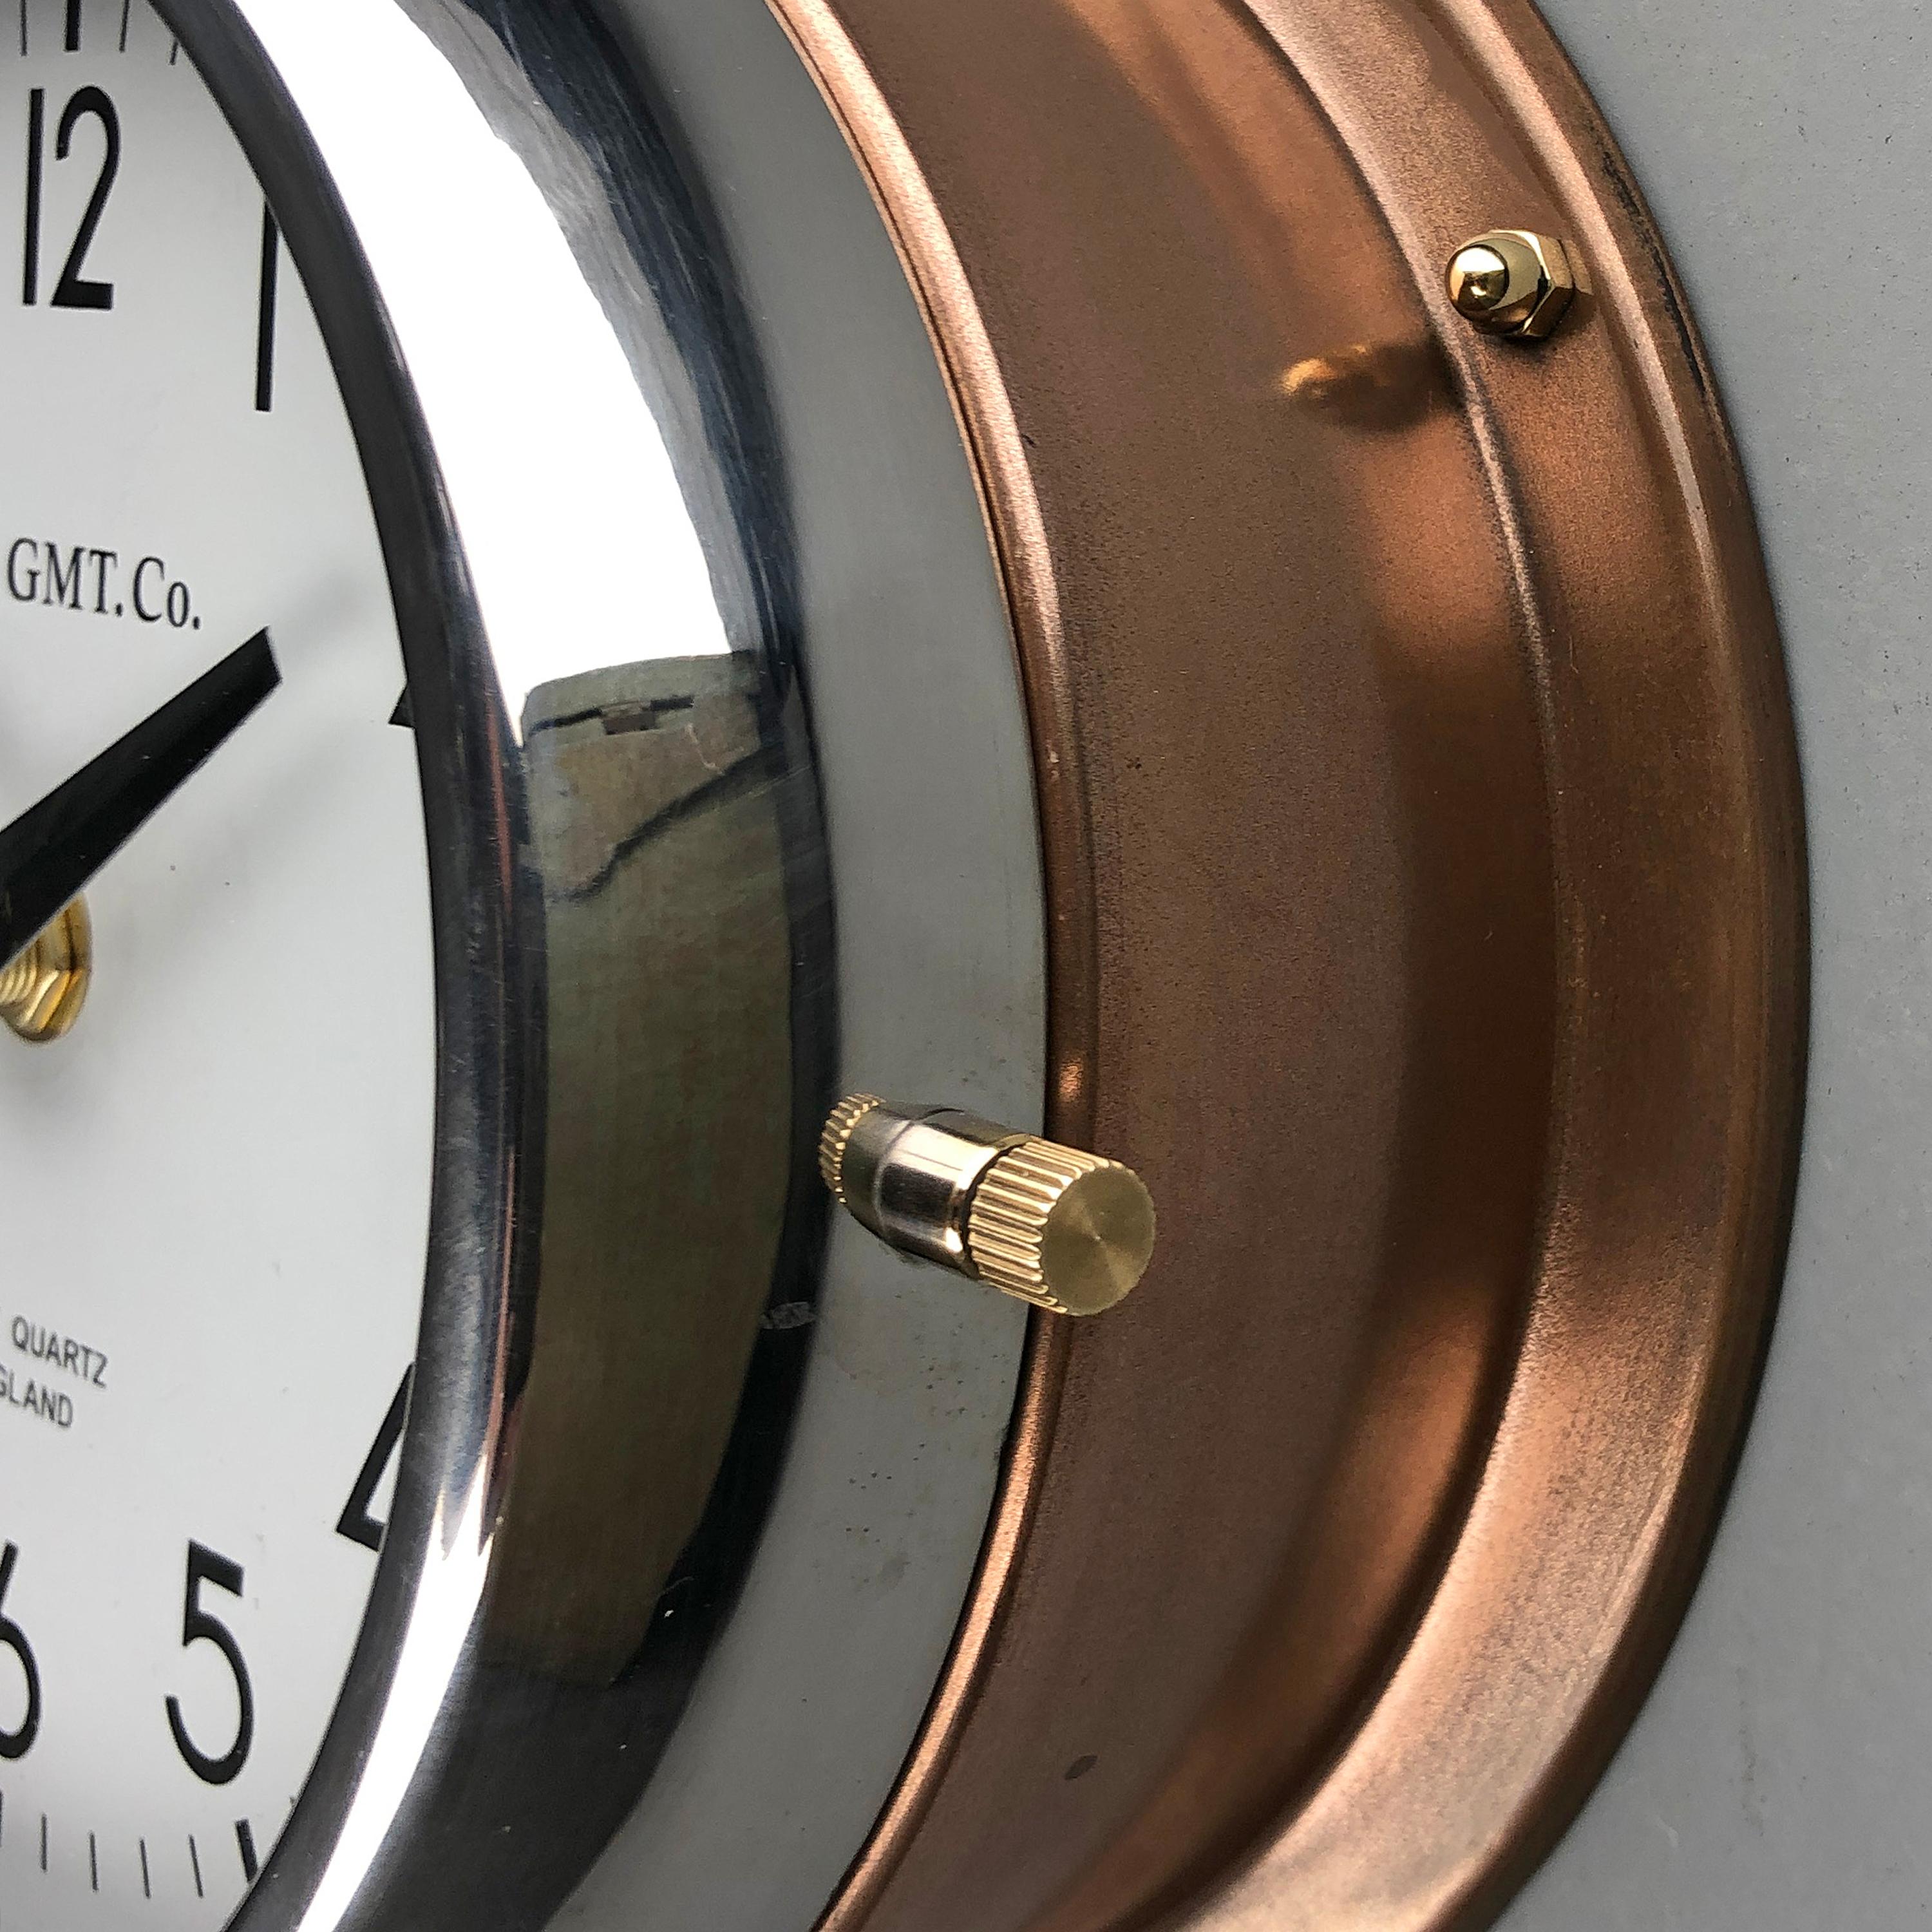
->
[0, 630, 282, 972]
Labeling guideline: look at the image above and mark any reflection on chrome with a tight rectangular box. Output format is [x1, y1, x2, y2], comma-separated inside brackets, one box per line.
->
[488, 659, 793, 1681]
[238, 0, 729, 732]
[292, 1472, 494, 1932]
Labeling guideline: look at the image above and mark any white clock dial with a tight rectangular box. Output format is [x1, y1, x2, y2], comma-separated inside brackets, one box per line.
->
[0, 4, 435, 1927]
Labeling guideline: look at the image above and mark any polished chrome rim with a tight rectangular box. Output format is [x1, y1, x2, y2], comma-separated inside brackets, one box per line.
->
[157, 3, 1047, 1927]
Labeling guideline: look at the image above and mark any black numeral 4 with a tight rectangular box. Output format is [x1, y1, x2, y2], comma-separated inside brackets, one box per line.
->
[337, 1367, 412, 1553]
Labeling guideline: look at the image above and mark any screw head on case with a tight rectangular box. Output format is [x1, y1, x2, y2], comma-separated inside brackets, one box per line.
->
[1446, 229, 1576, 340]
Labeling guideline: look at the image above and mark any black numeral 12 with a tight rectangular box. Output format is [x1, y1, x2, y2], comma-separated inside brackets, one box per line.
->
[23, 84, 119, 310]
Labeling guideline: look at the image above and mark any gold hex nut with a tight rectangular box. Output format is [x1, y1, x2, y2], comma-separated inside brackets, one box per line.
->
[1446, 229, 1576, 340]
[0, 898, 92, 1043]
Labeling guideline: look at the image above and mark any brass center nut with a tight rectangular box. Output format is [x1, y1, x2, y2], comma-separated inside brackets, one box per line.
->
[1446, 229, 1577, 340]
[0, 898, 92, 1043]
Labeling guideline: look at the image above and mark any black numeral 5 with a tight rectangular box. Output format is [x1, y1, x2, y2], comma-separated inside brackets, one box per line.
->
[165, 1542, 254, 1786]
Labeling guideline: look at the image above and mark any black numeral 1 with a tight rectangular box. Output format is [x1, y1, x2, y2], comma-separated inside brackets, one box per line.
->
[255, 203, 278, 412]
[21, 88, 43, 307]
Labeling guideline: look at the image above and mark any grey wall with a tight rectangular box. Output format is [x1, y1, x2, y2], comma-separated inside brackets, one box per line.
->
[1502, 3, 1932, 1926]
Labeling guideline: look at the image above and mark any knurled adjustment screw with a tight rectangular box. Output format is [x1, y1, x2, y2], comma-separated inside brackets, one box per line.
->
[819, 1095, 1157, 1317]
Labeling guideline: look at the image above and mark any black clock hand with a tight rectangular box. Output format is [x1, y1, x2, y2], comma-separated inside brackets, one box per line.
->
[0, 630, 281, 971]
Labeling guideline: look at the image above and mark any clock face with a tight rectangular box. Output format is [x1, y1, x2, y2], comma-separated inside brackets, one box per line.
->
[0, 4, 436, 1927]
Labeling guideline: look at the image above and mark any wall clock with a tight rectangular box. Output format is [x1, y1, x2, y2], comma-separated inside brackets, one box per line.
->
[0, 1, 1804, 1929]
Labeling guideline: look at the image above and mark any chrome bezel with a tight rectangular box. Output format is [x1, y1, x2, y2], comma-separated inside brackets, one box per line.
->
[147, 4, 1044, 1929]
[158, 1, 834, 1926]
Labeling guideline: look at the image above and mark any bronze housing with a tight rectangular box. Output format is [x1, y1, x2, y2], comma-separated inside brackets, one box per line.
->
[770, 1, 1808, 1929]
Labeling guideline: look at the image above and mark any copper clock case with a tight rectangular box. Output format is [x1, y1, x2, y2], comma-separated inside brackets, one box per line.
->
[140, 0, 1802, 1926]
[773, 1, 1808, 1929]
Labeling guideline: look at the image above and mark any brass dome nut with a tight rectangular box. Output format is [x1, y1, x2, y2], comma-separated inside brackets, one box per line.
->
[1446, 229, 1576, 340]
[0, 897, 92, 1043]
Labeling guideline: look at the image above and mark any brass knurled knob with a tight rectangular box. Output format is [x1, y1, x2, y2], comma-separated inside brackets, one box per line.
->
[966, 1140, 1153, 1316]
[819, 1095, 1157, 1316]
[819, 1093, 880, 1207]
